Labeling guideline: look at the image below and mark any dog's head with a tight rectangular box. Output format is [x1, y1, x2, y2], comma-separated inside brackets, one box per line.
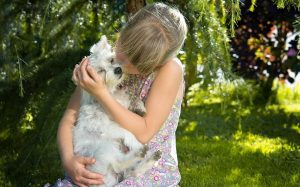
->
[88, 35, 124, 92]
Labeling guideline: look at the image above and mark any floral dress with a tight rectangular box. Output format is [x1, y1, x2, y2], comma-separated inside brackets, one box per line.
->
[45, 72, 183, 187]
[116, 73, 182, 187]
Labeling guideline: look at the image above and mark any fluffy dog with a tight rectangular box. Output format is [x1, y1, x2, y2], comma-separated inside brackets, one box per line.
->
[73, 35, 161, 187]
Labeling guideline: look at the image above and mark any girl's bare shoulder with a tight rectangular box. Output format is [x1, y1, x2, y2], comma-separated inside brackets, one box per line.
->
[156, 57, 183, 78]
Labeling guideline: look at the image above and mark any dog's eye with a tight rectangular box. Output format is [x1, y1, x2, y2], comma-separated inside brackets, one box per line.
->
[110, 58, 114, 63]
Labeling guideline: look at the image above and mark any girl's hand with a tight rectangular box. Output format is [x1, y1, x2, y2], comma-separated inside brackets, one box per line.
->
[72, 57, 106, 96]
[63, 155, 104, 187]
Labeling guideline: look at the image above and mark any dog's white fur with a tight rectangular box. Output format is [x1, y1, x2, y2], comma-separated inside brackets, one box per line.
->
[73, 36, 160, 187]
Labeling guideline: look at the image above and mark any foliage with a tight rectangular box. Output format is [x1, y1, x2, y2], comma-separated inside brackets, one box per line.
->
[0, 0, 300, 186]
[0, 0, 125, 82]
[272, 0, 300, 8]
[0, 2, 126, 184]
[231, 0, 300, 101]
[186, 75, 258, 107]
[177, 0, 234, 89]
[0, 49, 84, 186]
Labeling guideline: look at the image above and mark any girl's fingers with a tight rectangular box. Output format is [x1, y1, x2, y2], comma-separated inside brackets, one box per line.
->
[79, 176, 104, 186]
[76, 67, 83, 86]
[80, 58, 92, 84]
[86, 65, 99, 82]
[82, 169, 103, 180]
[80, 59, 89, 82]
[78, 156, 95, 165]
[76, 182, 88, 187]
[72, 64, 79, 85]
[80, 56, 87, 64]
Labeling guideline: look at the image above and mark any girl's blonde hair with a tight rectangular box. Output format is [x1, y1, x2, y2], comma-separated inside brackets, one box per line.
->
[115, 2, 187, 75]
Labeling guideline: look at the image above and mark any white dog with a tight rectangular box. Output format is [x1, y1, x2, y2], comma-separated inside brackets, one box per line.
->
[73, 36, 161, 187]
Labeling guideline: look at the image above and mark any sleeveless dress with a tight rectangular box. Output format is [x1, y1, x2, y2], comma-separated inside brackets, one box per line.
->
[45, 72, 183, 187]
[115, 72, 182, 187]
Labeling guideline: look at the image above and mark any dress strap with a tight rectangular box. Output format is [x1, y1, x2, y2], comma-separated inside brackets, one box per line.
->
[139, 72, 156, 102]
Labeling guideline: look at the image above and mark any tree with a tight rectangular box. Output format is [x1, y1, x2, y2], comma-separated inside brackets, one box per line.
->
[231, 0, 300, 100]
[0, 0, 299, 186]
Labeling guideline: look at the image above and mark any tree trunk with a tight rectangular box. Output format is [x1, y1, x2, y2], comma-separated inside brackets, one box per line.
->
[183, 28, 198, 106]
[126, 0, 146, 18]
[92, 0, 99, 28]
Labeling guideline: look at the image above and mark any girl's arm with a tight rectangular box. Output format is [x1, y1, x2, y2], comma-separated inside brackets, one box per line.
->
[57, 85, 104, 186]
[57, 86, 80, 167]
[75, 58, 183, 144]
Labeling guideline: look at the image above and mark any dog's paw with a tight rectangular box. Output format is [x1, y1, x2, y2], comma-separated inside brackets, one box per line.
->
[116, 138, 130, 154]
[132, 109, 146, 117]
[152, 150, 162, 161]
[136, 145, 149, 158]
[116, 172, 125, 183]
[129, 99, 146, 117]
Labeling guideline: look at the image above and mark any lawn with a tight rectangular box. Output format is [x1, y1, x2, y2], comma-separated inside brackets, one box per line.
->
[177, 103, 300, 187]
[0, 88, 299, 187]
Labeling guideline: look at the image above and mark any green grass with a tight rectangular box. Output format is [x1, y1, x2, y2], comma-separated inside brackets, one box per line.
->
[0, 81, 299, 186]
[177, 103, 300, 187]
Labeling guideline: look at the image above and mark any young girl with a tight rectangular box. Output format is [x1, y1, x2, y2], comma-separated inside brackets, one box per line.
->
[51, 2, 187, 187]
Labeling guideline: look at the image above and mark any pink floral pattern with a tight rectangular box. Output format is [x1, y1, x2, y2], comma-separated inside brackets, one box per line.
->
[46, 72, 182, 187]
[115, 73, 182, 187]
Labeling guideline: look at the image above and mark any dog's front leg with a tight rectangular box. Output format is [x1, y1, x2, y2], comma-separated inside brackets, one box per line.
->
[129, 99, 146, 117]
[124, 150, 162, 178]
[113, 139, 148, 173]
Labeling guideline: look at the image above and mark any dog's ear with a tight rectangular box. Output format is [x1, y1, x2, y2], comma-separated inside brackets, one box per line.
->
[90, 35, 111, 54]
[100, 35, 111, 50]
[100, 35, 112, 50]
[100, 35, 107, 43]
[90, 42, 99, 54]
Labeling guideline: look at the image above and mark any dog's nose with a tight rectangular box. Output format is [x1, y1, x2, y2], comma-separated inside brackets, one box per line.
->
[114, 67, 122, 75]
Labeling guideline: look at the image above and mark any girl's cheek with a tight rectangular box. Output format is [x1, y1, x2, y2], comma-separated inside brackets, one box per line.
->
[115, 53, 124, 61]
[116, 53, 130, 64]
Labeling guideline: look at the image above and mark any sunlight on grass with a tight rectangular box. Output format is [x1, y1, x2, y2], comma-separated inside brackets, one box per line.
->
[177, 79, 300, 186]
[273, 78, 300, 105]
[178, 134, 300, 186]
[202, 97, 222, 104]
[181, 135, 191, 141]
[212, 136, 221, 141]
[267, 104, 300, 113]
[291, 174, 300, 185]
[281, 104, 300, 113]
[225, 168, 242, 182]
[291, 124, 300, 134]
[184, 121, 197, 132]
[237, 108, 251, 117]
[233, 131, 294, 155]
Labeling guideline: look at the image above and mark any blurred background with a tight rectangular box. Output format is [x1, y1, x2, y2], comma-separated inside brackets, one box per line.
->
[0, 0, 299, 186]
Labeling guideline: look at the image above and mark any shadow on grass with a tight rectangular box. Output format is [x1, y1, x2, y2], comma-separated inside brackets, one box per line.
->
[178, 103, 300, 146]
[0, 68, 299, 186]
[177, 103, 300, 186]
[177, 138, 300, 187]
